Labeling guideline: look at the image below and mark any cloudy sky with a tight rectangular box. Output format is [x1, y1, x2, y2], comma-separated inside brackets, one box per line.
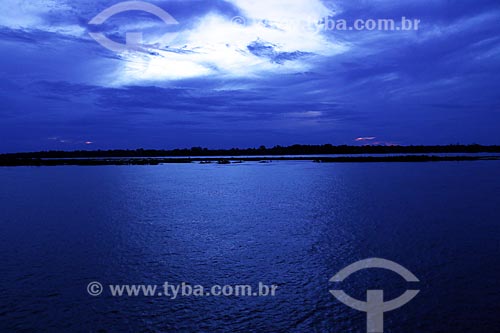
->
[1, 0, 499, 152]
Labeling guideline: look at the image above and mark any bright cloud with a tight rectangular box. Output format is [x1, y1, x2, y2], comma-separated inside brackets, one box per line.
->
[0, 0, 86, 38]
[116, 0, 347, 83]
[0, 0, 62, 28]
[0, 0, 347, 83]
[229, 0, 334, 19]
[355, 137, 377, 142]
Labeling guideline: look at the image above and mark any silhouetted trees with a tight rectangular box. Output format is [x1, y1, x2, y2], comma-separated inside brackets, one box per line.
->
[1, 144, 500, 159]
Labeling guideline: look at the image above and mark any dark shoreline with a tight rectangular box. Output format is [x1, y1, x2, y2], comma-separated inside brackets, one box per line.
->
[2, 144, 500, 159]
[1, 155, 499, 167]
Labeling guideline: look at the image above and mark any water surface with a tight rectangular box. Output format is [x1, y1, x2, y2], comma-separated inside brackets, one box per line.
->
[1, 162, 499, 332]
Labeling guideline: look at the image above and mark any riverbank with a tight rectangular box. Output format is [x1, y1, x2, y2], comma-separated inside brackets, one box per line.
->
[1, 155, 499, 166]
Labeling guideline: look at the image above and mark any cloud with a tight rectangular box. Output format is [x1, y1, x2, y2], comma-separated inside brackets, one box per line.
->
[228, 0, 334, 21]
[355, 137, 376, 142]
[1, 0, 500, 151]
[105, 0, 347, 82]
[0, 0, 66, 28]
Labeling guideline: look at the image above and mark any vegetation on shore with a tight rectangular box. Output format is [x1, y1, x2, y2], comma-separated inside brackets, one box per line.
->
[1, 144, 500, 166]
[2, 144, 500, 159]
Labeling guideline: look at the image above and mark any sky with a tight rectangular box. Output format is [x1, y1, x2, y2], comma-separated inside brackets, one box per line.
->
[0, 0, 499, 152]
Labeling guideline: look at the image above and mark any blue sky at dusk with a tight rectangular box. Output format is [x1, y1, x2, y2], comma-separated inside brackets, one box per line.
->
[0, 0, 499, 152]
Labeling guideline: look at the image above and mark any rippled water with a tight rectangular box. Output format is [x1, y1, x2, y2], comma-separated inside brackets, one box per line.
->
[1, 162, 499, 332]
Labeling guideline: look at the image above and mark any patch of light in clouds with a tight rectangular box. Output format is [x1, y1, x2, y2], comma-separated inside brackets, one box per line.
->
[0, 0, 347, 83]
[228, 0, 335, 22]
[117, 0, 347, 83]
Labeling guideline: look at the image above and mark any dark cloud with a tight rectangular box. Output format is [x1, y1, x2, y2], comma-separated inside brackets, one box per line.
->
[247, 40, 310, 64]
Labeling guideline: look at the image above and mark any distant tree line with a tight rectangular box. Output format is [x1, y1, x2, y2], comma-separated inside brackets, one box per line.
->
[1, 144, 500, 159]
